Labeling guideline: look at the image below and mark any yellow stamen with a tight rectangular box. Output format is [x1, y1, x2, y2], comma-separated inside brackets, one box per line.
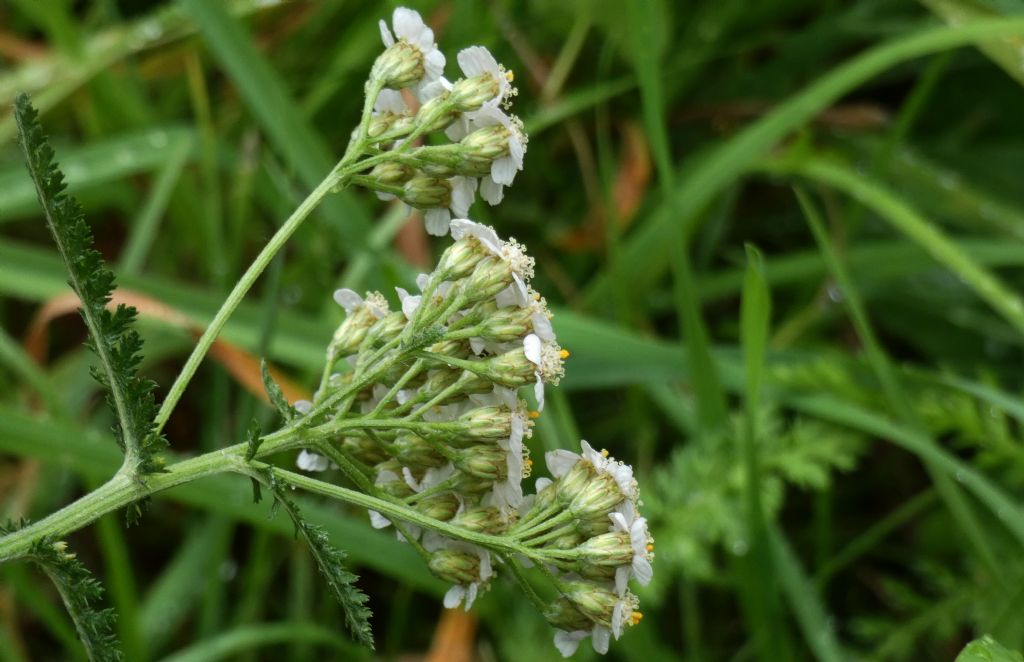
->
[528, 410, 541, 419]
[646, 543, 654, 553]
[600, 449, 609, 457]
[525, 458, 534, 468]
[505, 70, 515, 82]
[559, 349, 570, 359]
[631, 611, 643, 625]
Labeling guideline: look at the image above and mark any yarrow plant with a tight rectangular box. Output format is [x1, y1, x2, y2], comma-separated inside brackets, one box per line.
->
[0, 7, 650, 659]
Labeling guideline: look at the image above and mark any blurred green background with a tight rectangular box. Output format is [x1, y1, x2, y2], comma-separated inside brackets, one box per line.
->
[3, 0, 1024, 659]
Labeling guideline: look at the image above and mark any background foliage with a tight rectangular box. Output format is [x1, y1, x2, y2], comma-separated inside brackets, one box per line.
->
[2, 0, 1024, 659]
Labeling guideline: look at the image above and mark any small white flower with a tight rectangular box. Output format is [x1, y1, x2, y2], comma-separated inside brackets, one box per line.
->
[440, 545, 493, 611]
[449, 219, 533, 307]
[423, 176, 478, 236]
[468, 106, 527, 203]
[553, 625, 611, 657]
[609, 511, 654, 594]
[457, 46, 510, 108]
[379, 8, 445, 90]
[395, 286, 422, 320]
[333, 289, 389, 317]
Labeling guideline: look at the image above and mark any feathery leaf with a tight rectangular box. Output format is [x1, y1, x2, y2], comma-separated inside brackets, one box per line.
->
[260, 358, 295, 421]
[13, 93, 166, 477]
[30, 539, 123, 662]
[263, 469, 374, 649]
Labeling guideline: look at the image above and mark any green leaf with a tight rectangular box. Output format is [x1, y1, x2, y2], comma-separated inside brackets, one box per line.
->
[259, 359, 294, 422]
[263, 469, 374, 649]
[13, 93, 166, 477]
[29, 538, 123, 662]
[244, 418, 263, 462]
[956, 636, 1024, 662]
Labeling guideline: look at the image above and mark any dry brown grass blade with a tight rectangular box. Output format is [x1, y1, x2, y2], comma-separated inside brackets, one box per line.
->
[22, 289, 310, 404]
[425, 608, 477, 662]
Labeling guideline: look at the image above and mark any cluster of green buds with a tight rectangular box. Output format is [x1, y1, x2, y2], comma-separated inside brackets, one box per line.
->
[356, 7, 526, 236]
[286, 219, 651, 657]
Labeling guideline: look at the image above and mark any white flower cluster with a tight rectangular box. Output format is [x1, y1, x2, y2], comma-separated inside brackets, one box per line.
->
[522, 441, 654, 657]
[359, 8, 526, 236]
[295, 220, 565, 609]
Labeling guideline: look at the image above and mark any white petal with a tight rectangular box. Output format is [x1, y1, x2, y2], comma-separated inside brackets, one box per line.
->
[416, 273, 430, 290]
[333, 288, 363, 313]
[293, 399, 312, 414]
[615, 565, 630, 596]
[511, 273, 530, 306]
[479, 175, 505, 205]
[494, 284, 519, 308]
[470, 337, 486, 355]
[424, 208, 451, 236]
[534, 375, 545, 411]
[545, 449, 579, 478]
[457, 46, 499, 77]
[449, 218, 502, 254]
[443, 585, 465, 609]
[368, 510, 392, 529]
[423, 48, 446, 80]
[612, 602, 625, 639]
[531, 313, 555, 341]
[296, 450, 328, 472]
[554, 630, 587, 658]
[633, 556, 654, 586]
[490, 155, 517, 186]
[509, 135, 525, 169]
[378, 19, 395, 47]
[609, 511, 630, 532]
[395, 287, 421, 320]
[450, 177, 477, 217]
[535, 477, 553, 491]
[392, 8, 425, 42]
[523, 334, 543, 366]
[591, 626, 611, 654]
[464, 583, 478, 609]
[374, 88, 407, 113]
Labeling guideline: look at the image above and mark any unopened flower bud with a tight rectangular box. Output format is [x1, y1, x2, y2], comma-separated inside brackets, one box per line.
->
[567, 472, 627, 520]
[415, 93, 458, 133]
[576, 531, 634, 567]
[415, 492, 460, 521]
[544, 597, 593, 632]
[561, 581, 636, 630]
[452, 471, 494, 495]
[342, 437, 389, 465]
[451, 74, 502, 112]
[457, 124, 511, 176]
[364, 311, 407, 347]
[436, 236, 491, 279]
[476, 348, 537, 388]
[454, 406, 512, 442]
[393, 434, 447, 468]
[428, 548, 484, 585]
[401, 176, 451, 210]
[453, 444, 507, 481]
[451, 506, 508, 535]
[368, 162, 414, 186]
[555, 460, 597, 505]
[370, 42, 426, 89]
[476, 305, 533, 342]
[330, 291, 389, 358]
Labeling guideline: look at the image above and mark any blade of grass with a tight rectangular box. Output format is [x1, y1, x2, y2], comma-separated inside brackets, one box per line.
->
[118, 137, 192, 276]
[795, 186, 1003, 573]
[629, 0, 727, 431]
[737, 245, 789, 658]
[584, 17, 1024, 307]
[157, 622, 363, 662]
[783, 157, 1024, 339]
[180, 0, 369, 248]
[766, 523, 845, 662]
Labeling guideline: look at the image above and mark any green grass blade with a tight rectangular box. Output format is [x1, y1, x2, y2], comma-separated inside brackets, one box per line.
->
[157, 623, 363, 662]
[584, 17, 1024, 306]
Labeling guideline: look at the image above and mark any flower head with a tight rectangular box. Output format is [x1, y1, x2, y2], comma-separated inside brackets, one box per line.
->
[376, 8, 445, 91]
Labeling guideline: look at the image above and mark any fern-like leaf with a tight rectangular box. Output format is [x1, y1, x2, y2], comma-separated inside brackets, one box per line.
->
[13, 94, 166, 477]
[260, 358, 295, 421]
[30, 539, 122, 662]
[263, 469, 374, 649]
